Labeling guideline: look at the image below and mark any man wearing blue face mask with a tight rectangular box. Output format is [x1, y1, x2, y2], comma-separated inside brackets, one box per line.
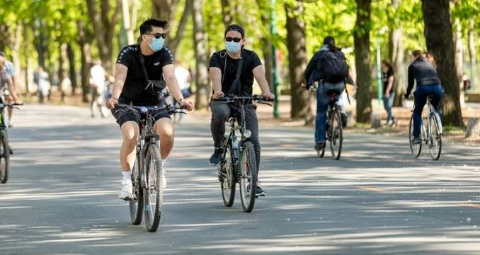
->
[208, 24, 275, 197]
[106, 18, 194, 200]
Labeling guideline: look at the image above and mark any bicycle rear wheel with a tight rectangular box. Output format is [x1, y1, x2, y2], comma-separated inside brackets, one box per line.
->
[129, 153, 144, 225]
[0, 130, 9, 184]
[144, 145, 163, 232]
[220, 144, 236, 207]
[428, 113, 442, 160]
[409, 115, 422, 158]
[239, 141, 257, 212]
[329, 110, 343, 160]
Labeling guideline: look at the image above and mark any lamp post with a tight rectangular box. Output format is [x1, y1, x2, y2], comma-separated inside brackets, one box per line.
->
[271, 0, 279, 118]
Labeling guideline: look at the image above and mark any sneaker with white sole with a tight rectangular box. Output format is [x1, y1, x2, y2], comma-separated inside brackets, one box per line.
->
[119, 180, 133, 200]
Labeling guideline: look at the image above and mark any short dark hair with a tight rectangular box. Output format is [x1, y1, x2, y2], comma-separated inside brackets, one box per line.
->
[224, 24, 245, 38]
[139, 18, 168, 35]
[412, 50, 424, 58]
[0, 51, 5, 57]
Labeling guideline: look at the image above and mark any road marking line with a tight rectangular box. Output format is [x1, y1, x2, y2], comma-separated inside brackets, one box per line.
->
[357, 186, 386, 193]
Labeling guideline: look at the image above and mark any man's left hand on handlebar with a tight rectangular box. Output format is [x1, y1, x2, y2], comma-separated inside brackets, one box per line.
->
[106, 98, 118, 109]
[263, 91, 275, 100]
[179, 99, 194, 111]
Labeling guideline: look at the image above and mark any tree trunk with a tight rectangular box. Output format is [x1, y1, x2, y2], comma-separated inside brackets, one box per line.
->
[388, 0, 405, 107]
[256, 0, 273, 89]
[34, 21, 47, 68]
[122, 0, 138, 45]
[67, 44, 77, 95]
[220, 0, 235, 26]
[354, 0, 372, 123]
[78, 20, 92, 103]
[168, 0, 193, 55]
[468, 19, 476, 90]
[421, 0, 463, 127]
[10, 23, 23, 92]
[192, 0, 210, 109]
[86, 0, 121, 73]
[454, 19, 465, 107]
[285, 2, 312, 122]
[152, 0, 179, 20]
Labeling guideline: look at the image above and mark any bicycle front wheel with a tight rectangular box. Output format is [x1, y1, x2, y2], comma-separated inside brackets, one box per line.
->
[428, 113, 442, 160]
[220, 144, 236, 207]
[144, 145, 163, 232]
[239, 141, 257, 212]
[129, 153, 144, 225]
[409, 115, 422, 158]
[0, 130, 9, 184]
[329, 110, 343, 160]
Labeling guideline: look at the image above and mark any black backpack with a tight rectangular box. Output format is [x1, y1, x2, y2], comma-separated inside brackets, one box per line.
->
[320, 50, 349, 83]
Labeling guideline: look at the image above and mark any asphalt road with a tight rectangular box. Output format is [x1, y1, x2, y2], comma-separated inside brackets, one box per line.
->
[1, 104, 480, 255]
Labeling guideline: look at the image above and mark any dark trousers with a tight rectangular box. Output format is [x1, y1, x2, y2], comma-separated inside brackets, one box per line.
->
[210, 101, 260, 171]
[413, 85, 444, 137]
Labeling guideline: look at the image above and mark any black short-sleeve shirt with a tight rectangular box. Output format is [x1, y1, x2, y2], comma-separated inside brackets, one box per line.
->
[116, 44, 174, 105]
[209, 49, 262, 96]
[382, 68, 394, 94]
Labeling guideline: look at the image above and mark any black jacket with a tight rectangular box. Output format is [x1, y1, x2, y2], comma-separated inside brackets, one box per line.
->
[407, 58, 441, 95]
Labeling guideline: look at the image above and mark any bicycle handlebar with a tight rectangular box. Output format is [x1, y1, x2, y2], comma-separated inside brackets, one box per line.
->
[212, 94, 274, 103]
[0, 102, 23, 109]
[115, 103, 186, 114]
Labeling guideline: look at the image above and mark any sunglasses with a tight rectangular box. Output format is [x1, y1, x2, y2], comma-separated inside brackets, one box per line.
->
[148, 33, 167, 39]
[225, 37, 242, 43]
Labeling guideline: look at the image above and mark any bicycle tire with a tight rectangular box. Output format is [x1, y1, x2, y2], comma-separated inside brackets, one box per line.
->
[220, 144, 236, 207]
[239, 141, 257, 212]
[428, 113, 442, 160]
[129, 153, 144, 225]
[0, 130, 9, 184]
[144, 145, 163, 232]
[329, 110, 343, 160]
[409, 115, 422, 158]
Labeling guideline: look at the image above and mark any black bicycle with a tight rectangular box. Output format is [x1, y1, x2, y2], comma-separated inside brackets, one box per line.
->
[213, 95, 272, 212]
[0, 102, 21, 184]
[116, 103, 184, 232]
[317, 90, 343, 160]
[408, 96, 442, 160]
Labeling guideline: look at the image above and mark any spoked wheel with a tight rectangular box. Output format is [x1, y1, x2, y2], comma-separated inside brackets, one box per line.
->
[239, 142, 257, 213]
[428, 113, 442, 160]
[409, 115, 422, 158]
[329, 110, 343, 160]
[144, 145, 163, 232]
[129, 153, 144, 225]
[220, 145, 236, 207]
[0, 130, 10, 184]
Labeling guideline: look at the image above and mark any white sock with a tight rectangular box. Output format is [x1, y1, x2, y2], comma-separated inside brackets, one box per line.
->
[122, 170, 132, 182]
[161, 159, 167, 168]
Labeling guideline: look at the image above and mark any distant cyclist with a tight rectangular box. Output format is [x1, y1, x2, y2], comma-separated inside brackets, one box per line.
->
[0, 51, 22, 124]
[304, 36, 349, 152]
[404, 50, 444, 144]
[106, 18, 194, 200]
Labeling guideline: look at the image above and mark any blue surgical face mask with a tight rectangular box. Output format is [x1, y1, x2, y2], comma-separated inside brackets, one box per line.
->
[225, 41, 241, 54]
[149, 37, 165, 52]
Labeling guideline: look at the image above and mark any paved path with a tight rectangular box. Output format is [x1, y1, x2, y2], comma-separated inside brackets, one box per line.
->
[1, 105, 480, 255]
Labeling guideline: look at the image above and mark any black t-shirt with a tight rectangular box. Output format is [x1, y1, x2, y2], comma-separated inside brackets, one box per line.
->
[209, 49, 262, 96]
[116, 44, 174, 105]
[382, 68, 394, 94]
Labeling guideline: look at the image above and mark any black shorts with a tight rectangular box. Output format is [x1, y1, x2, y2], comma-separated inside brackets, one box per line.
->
[111, 106, 171, 127]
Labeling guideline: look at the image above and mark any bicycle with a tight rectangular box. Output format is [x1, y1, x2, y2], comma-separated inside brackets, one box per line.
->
[213, 94, 272, 213]
[115, 103, 184, 232]
[316, 90, 343, 160]
[0, 102, 21, 184]
[408, 96, 442, 160]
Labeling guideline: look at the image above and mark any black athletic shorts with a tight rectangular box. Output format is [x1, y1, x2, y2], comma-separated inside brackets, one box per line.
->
[111, 104, 171, 127]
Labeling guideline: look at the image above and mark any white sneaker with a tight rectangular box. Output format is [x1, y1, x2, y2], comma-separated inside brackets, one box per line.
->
[119, 180, 133, 200]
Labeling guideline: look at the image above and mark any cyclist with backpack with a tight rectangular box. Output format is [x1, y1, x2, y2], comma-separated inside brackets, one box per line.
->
[304, 36, 350, 152]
